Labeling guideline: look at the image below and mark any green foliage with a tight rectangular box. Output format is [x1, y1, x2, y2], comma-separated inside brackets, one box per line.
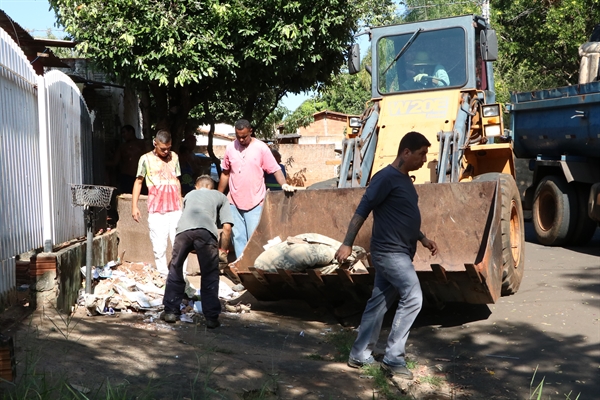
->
[401, 0, 479, 22]
[492, 0, 600, 102]
[282, 98, 328, 133]
[397, 1, 600, 104]
[324, 329, 356, 362]
[321, 67, 372, 115]
[49, 0, 362, 143]
[362, 364, 411, 400]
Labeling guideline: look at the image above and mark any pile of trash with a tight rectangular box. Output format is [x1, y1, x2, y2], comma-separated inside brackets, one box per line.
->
[78, 261, 246, 320]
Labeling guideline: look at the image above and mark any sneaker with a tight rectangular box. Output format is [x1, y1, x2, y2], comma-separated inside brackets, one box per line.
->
[347, 355, 376, 368]
[161, 312, 178, 323]
[380, 362, 413, 380]
[205, 318, 220, 329]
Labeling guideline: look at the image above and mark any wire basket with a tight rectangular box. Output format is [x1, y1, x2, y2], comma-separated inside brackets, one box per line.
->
[70, 184, 116, 209]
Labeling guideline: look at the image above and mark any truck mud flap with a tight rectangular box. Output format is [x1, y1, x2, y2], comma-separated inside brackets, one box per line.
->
[226, 181, 503, 313]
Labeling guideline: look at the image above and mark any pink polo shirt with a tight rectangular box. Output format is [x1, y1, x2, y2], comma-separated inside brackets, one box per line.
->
[221, 139, 281, 210]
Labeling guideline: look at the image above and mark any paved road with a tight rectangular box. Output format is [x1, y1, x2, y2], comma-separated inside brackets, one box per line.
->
[409, 222, 599, 399]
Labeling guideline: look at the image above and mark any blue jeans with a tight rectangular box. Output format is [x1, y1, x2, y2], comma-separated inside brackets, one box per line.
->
[349, 251, 423, 367]
[230, 204, 263, 258]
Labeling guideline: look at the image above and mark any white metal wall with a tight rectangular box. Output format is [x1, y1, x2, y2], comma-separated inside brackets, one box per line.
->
[0, 28, 93, 303]
[42, 70, 93, 247]
[0, 28, 43, 300]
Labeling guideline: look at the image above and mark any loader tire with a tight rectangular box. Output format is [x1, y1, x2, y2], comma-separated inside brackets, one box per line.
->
[532, 175, 577, 246]
[473, 173, 525, 296]
[569, 183, 597, 245]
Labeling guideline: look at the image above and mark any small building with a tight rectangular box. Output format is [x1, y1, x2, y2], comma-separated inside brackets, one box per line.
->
[297, 110, 352, 150]
[195, 124, 236, 149]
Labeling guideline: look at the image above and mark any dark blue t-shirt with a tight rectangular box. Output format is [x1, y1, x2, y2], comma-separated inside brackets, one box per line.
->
[355, 165, 421, 257]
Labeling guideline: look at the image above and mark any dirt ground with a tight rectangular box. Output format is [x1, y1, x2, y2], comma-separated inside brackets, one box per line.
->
[0, 273, 521, 400]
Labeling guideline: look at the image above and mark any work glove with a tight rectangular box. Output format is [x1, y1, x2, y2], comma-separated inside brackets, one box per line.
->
[414, 73, 428, 83]
[281, 184, 297, 192]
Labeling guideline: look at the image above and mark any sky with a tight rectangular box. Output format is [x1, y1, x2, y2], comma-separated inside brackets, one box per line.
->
[0, 0, 367, 112]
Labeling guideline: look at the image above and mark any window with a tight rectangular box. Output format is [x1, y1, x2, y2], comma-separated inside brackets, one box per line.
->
[377, 27, 467, 94]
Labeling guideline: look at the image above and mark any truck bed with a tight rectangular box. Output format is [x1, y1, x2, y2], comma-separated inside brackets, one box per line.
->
[509, 81, 600, 159]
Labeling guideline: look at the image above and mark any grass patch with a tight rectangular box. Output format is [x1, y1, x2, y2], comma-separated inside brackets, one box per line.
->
[529, 366, 581, 400]
[362, 365, 410, 400]
[420, 375, 444, 387]
[324, 329, 355, 361]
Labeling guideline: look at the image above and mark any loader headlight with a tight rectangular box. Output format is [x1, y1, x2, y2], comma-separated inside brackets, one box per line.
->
[348, 117, 362, 128]
[484, 124, 502, 137]
[482, 104, 500, 117]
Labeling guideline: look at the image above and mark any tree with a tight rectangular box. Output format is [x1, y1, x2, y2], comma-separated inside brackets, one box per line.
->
[492, 0, 600, 102]
[49, 0, 365, 148]
[282, 98, 328, 133]
[401, 0, 478, 22]
[399, 1, 600, 103]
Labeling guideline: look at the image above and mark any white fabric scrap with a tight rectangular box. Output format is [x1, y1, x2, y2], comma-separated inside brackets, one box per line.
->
[136, 281, 165, 295]
[180, 314, 194, 323]
[113, 285, 152, 308]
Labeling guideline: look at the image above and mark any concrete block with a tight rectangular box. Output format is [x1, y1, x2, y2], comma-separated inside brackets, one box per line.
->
[116, 195, 200, 274]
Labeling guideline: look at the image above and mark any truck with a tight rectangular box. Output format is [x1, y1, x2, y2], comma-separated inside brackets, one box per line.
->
[507, 34, 600, 246]
[224, 15, 526, 316]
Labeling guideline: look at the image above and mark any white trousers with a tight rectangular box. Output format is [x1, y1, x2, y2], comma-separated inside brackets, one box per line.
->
[147, 210, 182, 274]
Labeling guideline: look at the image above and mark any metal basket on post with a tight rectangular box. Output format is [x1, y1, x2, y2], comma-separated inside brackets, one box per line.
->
[70, 184, 116, 294]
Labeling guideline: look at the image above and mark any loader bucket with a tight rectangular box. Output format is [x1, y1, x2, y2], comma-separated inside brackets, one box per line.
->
[225, 180, 503, 315]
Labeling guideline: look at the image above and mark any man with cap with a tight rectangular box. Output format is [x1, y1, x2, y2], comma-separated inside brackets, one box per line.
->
[403, 51, 449, 89]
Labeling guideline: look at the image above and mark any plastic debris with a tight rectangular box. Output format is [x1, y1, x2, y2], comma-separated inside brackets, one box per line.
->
[180, 314, 194, 323]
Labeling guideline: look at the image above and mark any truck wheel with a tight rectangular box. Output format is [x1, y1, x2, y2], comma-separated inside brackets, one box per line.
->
[532, 175, 577, 246]
[569, 183, 597, 245]
[473, 173, 525, 295]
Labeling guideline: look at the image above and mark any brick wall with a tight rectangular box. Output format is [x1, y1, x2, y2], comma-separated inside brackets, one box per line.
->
[278, 144, 339, 186]
[298, 114, 346, 138]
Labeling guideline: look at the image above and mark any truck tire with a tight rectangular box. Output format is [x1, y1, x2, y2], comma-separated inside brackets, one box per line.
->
[569, 183, 597, 245]
[532, 175, 577, 246]
[473, 173, 525, 296]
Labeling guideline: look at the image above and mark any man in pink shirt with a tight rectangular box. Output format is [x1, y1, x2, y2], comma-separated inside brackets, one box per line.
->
[132, 129, 183, 274]
[218, 119, 292, 258]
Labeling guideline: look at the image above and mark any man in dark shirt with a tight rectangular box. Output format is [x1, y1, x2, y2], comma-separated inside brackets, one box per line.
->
[162, 175, 234, 329]
[335, 131, 438, 380]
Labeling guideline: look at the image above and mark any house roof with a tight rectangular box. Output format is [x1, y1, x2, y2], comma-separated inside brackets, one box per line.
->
[198, 123, 236, 136]
[312, 110, 352, 119]
[276, 133, 301, 139]
[195, 129, 235, 142]
[0, 10, 73, 74]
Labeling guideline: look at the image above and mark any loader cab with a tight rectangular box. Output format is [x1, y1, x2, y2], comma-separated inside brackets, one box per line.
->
[376, 26, 467, 94]
[354, 15, 497, 101]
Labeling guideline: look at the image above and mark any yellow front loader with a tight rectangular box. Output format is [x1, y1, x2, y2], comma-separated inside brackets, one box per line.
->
[226, 15, 525, 314]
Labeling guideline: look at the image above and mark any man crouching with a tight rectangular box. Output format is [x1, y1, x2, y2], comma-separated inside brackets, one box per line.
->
[162, 175, 234, 328]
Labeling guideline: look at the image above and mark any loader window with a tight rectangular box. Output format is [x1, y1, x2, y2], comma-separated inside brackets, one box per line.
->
[377, 27, 466, 94]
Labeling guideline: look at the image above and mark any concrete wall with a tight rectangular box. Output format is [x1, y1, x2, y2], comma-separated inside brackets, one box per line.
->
[278, 144, 339, 186]
[26, 230, 118, 312]
[116, 195, 201, 274]
[210, 143, 339, 187]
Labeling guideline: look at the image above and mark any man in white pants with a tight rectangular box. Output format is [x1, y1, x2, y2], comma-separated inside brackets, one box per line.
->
[131, 129, 183, 274]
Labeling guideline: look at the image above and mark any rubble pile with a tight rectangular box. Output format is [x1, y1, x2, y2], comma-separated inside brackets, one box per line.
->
[78, 262, 247, 320]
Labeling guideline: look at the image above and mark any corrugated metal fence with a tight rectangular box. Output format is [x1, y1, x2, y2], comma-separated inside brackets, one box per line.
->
[0, 27, 93, 305]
